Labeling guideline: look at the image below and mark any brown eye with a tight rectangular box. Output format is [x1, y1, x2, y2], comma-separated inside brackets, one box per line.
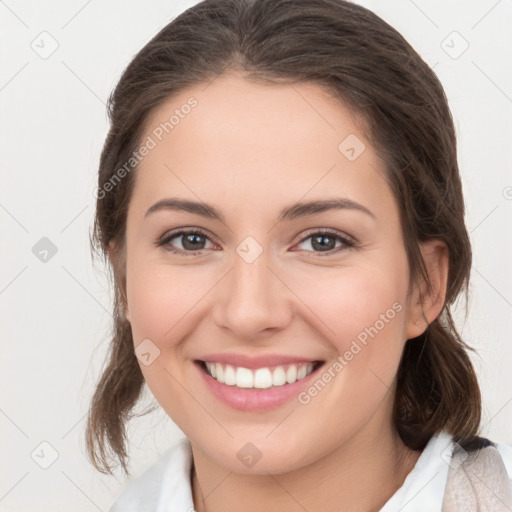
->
[294, 229, 355, 256]
[158, 229, 214, 255]
[179, 232, 207, 250]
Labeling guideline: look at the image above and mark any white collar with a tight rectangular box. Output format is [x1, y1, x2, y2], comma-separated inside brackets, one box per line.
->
[379, 430, 453, 511]
[108, 436, 194, 511]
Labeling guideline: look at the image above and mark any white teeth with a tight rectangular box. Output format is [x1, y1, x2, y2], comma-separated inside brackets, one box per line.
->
[224, 365, 236, 385]
[272, 366, 287, 386]
[286, 364, 297, 383]
[254, 368, 273, 388]
[204, 361, 317, 389]
[236, 367, 253, 388]
[216, 363, 224, 383]
[206, 362, 216, 378]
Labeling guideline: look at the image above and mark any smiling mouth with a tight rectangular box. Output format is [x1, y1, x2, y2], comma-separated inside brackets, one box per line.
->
[196, 360, 324, 390]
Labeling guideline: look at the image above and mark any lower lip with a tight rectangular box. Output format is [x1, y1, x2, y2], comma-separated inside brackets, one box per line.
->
[195, 361, 324, 412]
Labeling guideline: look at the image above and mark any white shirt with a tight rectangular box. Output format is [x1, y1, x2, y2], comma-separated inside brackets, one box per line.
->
[108, 431, 512, 512]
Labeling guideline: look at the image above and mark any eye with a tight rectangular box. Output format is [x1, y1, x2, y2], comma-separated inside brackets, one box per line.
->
[155, 227, 355, 257]
[156, 228, 216, 256]
[293, 229, 355, 256]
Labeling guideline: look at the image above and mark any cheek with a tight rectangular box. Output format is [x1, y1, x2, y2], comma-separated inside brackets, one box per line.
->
[289, 259, 410, 387]
[286, 265, 409, 439]
[335, 278, 406, 350]
[294, 262, 408, 338]
[125, 257, 210, 343]
[124, 259, 207, 430]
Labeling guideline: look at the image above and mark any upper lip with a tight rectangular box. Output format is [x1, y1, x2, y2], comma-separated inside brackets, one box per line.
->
[197, 353, 323, 369]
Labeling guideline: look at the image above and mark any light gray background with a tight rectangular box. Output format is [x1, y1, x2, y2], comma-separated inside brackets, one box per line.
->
[1, 0, 511, 510]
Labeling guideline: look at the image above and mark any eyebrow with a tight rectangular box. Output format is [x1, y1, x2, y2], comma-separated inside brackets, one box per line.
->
[144, 197, 375, 222]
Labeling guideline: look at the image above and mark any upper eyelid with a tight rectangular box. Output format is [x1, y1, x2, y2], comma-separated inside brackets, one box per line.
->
[160, 227, 216, 244]
[300, 227, 354, 241]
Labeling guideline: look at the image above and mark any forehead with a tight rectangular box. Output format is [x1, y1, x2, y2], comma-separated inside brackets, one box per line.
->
[141, 71, 367, 160]
[130, 71, 392, 221]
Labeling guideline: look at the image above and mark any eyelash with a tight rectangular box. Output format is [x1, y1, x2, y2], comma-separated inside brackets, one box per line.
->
[155, 227, 356, 257]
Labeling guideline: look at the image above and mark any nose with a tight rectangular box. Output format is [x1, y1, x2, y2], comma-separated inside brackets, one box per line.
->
[211, 246, 293, 341]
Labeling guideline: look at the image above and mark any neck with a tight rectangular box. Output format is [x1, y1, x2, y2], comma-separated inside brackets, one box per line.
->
[190, 416, 421, 512]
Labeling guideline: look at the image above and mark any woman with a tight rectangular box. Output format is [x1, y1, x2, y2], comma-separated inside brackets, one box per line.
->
[85, 0, 512, 510]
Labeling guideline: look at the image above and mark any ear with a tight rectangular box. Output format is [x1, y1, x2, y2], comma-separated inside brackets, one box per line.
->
[406, 239, 449, 339]
[108, 240, 130, 322]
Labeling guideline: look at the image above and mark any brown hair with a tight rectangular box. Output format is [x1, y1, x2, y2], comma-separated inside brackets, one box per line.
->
[86, 0, 482, 476]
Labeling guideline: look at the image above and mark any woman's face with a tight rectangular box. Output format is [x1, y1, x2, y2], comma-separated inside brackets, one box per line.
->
[120, 71, 426, 474]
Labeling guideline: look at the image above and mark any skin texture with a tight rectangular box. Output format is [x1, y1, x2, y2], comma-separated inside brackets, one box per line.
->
[111, 71, 449, 512]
